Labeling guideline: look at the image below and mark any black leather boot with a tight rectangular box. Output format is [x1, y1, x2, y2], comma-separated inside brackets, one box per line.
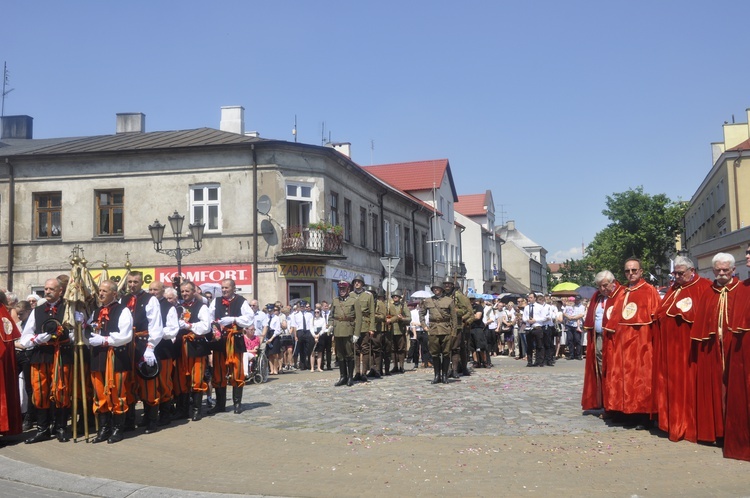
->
[144, 404, 159, 434]
[431, 360, 441, 384]
[55, 408, 69, 442]
[346, 359, 355, 387]
[25, 408, 51, 444]
[158, 402, 172, 426]
[232, 386, 243, 414]
[208, 387, 226, 415]
[173, 394, 190, 420]
[191, 392, 203, 421]
[123, 403, 136, 431]
[442, 357, 451, 384]
[335, 361, 348, 386]
[92, 412, 112, 443]
[107, 413, 125, 444]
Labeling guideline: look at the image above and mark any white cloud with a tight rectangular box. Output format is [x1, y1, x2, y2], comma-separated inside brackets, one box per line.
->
[550, 246, 583, 263]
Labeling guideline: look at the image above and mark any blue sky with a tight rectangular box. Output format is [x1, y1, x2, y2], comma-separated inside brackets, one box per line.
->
[4, 1, 750, 262]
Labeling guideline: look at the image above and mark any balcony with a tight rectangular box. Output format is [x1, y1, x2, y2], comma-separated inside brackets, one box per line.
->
[279, 225, 346, 261]
[449, 263, 467, 278]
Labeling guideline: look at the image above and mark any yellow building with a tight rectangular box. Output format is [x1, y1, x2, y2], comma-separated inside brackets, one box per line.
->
[684, 108, 750, 279]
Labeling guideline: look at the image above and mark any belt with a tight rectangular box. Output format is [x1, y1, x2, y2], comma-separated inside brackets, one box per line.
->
[134, 330, 149, 338]
[430, 319, 450, 323]
[336, 317, 355, 322]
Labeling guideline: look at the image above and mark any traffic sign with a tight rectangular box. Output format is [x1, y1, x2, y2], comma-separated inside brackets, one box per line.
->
[380, 257, 400, 275]
[382, 277, 398, 293]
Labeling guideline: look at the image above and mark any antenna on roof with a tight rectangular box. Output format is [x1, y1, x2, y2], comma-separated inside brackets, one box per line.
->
[321, 122, 326, 145]
[2, 61, 14, 118]
[370, 139, 374, 165]
[498, 204, 508, 225]
[292, 115, 297, 143]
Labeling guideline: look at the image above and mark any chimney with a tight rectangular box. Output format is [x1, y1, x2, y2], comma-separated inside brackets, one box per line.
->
[220, 106, 245, 135]
[507, 220, 515, 231]
[328, 142, 351, 158]
[116, 113, 146, 134]
[1, 115, 33, 139]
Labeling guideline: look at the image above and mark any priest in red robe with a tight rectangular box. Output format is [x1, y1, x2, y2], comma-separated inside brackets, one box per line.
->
[724, 245, 750, 461]
[1, 302, 23, 441]
[654, 256, 711, 442]
[690, 252, 740, 444]
[603, 257, 660, 429]
[581, 270, 622, 412]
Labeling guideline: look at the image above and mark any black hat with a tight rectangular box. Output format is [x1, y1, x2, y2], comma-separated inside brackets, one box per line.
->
[136, 359, 160, 380]
[41, 318, 65, 340]
[266, 303, 275, 312]
[298, 300, 308, 307]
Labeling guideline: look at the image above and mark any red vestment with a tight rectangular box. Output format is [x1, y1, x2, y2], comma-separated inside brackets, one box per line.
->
[602, 279, 660, 414]
[723, 278, 750, 461]
[581, 282, 622, 410]
[690, 276, 740, 443]
[654, 275, 711, 442]
[0, 306, 22, 436]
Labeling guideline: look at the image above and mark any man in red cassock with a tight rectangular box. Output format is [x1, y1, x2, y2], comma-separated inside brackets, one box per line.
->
[654, 256, 711, 442]
[1, 302, 23, 441]
[581, 270, 622, 412]
[603, 257, 660, 429]
[723, 245, 750, 461]
[690, 252, 740, 444]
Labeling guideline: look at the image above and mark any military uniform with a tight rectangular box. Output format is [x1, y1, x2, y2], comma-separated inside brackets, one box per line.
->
[351, 280, 376, 381]
[387, 296, 410, 373]
[446, 285, 474, 377]
[330, 282, 362, 386]
[419, 290, 456, 384]
[373, 295, 389, 376]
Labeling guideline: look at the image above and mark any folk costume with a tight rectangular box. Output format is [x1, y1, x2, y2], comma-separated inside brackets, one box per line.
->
[722, 278, 750, 461]
[653, 274, 711, 442]
[208, 295, 253, 414]
[87, 301, 133, 443]
[174, 297, 210, 421]
[690, 276, 740, 443]
[156, 297, 179, 425]
[0, 305, 22, 437]
[602, 278, 660, 416]
[20, 300, 74, 443]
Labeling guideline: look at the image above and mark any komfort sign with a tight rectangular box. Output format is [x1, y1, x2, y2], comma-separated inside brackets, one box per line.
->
[91, 264, 253, 288]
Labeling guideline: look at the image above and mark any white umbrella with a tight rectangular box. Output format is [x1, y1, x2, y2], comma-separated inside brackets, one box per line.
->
[411, 290, 433, 299]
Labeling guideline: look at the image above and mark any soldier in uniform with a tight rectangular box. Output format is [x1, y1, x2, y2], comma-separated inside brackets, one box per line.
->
[148, 282, 180, 426]
[387, 290, 411, 374]
[351, 275, 376, 382]
[329, 281, 362, 386]
[443, 280, 474, 378]
[371, 287, 388, 377]
[419, 282, 457, 384]
[175, 281, 211, 421]
[87, 280, 134, 444]
[121, 271, 163, 433]
[20, 278, 75, 443]
[208, 279, 253, 415]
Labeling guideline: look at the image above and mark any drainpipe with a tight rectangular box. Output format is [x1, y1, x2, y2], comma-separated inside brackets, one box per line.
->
[411, 207, 419, 292]
[377, 191, 386, 257]
[5, 158, 14, 291]
[251, 144, 258, 301]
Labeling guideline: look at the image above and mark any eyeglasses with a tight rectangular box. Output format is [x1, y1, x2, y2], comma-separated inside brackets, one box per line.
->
[746, 250, 750, 255]
[624, 269, 640, 274]
[672, 270, 686, 277]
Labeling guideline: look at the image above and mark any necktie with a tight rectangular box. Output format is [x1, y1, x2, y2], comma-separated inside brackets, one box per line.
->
[302, 312, 307, 331]
[529, 304, 534, 319]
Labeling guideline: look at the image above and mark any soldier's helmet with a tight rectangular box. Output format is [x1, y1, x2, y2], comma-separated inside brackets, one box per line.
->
[430, 280, 444, 292]
[366, 285, 378, 294]
[392, 290, 402, 298]
[352, 275, 366, 285]
[442, 279, 455, 288]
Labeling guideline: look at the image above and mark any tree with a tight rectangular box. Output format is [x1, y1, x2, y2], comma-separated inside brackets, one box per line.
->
[559, 258, 596, 287]
[585, 187, 687, 279]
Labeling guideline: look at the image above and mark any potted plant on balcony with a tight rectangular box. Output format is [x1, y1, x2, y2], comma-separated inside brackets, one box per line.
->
[308, 221, 343, 252]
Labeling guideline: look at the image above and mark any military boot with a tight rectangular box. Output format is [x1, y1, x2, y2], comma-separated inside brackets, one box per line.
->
[232, 386, 243, 414]
[347, 359, 355, 387]
[335, 361, 348, 387]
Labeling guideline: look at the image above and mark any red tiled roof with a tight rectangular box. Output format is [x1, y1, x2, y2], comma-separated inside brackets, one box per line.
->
[363, 159, 450, 193]
[455, 193, 487, 217]
[727, 138, 750, 151]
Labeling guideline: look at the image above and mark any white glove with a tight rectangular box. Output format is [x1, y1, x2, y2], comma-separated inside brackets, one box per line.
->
[179, 320, 189, 330]
[352, 335, 359, 344]
[35, 333, 51, 344]
[143, 348, 157, 366]
[88, 335, 106, 347]
[219, 316, 235, 327]
[74, 311, 85, 323]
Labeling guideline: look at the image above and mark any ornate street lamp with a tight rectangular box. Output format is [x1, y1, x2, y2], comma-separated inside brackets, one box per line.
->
[148, 211, 205, 287]
[654, 264, 662, 288]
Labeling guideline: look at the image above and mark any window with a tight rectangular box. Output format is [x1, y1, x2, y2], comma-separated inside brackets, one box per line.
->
[404, 226, 411, 255]
[422, 232, 428, 264]
[34, 192, 62, 239]
[190, 184, 221, 232]
[96, 189, 124, 236]
[287, 182, 313, 228]
[359, 207, 367, 247]
[330, 192, 339, 226]
[372, 213, 379, 252]
[384, 220, 391, 255]
[394, 223, 401, 257]
[343, 199, 352, 242]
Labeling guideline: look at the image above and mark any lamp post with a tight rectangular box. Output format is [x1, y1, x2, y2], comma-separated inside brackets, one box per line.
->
[148, 211, 205, 288]
[654, 264, 662, 288]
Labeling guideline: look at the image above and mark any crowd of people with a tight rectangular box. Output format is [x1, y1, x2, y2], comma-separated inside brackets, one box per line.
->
[2, 252, 749, 464]
[581, 252, 750, 463]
